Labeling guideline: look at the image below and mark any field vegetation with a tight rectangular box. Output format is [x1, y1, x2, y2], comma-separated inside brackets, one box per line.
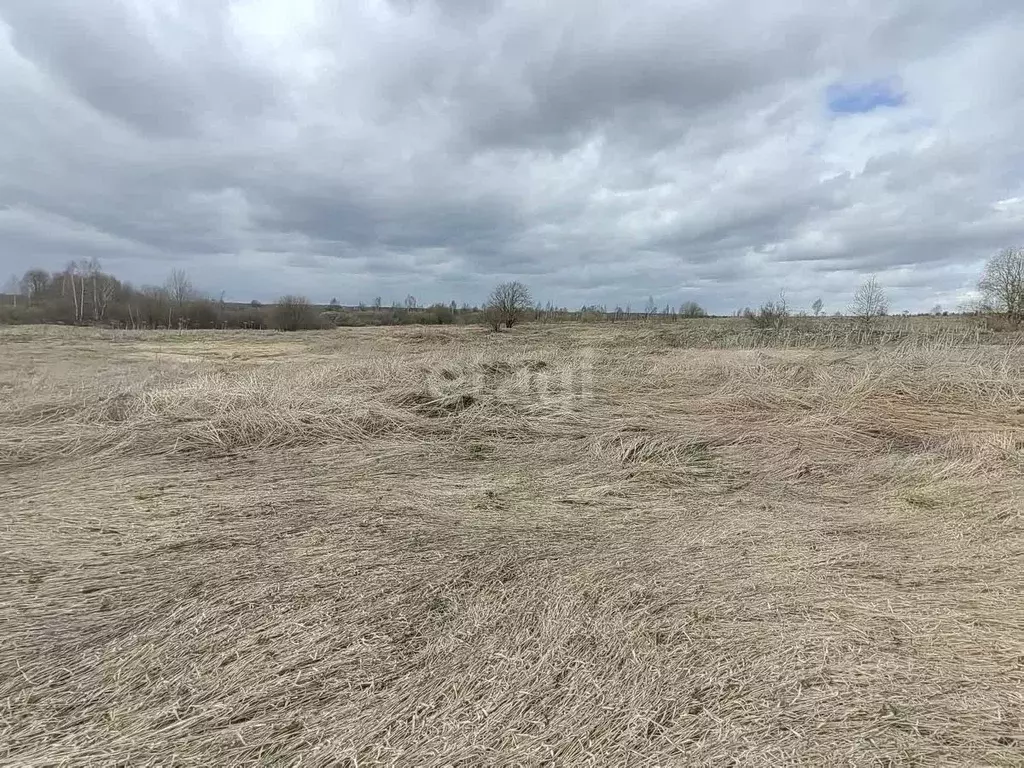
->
[2, 321, 1022, 764]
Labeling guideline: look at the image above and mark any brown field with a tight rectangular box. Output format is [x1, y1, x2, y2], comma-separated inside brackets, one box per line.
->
[1, 323, 1023, 765]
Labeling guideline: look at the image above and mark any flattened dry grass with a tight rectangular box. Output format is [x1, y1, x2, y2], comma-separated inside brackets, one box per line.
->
[1, 324, 1022, 765]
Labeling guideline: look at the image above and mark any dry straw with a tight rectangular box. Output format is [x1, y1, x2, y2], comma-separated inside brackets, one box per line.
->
[1, 322, 1022, 765]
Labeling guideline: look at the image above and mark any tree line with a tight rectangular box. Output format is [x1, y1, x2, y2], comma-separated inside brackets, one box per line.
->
[0, 263, 481, 330]
[0, 265, 711, 330]
[1, 247, 1021, 331]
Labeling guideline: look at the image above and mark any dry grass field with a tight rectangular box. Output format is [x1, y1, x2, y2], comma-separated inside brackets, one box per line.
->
[2, 323, 1023, 765]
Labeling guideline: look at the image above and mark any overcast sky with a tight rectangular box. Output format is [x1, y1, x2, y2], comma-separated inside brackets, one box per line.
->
[2, 1, 1023, 312]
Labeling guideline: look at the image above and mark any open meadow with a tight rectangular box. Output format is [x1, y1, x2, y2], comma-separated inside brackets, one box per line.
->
[1, 322, 1023, 765]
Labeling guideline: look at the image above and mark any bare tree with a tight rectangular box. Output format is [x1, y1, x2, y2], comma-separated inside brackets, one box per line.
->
[95, 273, 120, 321]
[849, 276, 888, 327]
[59, 260, 88, 322]
[638, 294, 655, 319]
[811, 297, 823, 317]
[86, 258, 103, 321]
[164, 268, 197, 327]
[979, 247, 1024, 326]
[166, 269, 195, 308]
[485, 281, 532, 329]
[20, 269, 50, 305]
[58, 262, 71, 300]
[404, 294, 417, 310]
[2, 274, 20, 306]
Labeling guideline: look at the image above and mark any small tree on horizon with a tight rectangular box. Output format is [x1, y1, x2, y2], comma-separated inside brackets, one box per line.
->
[643, 295, 658, 319]
[811, 297, 823, 317]
[166, 268, 196, 308]
[485, 281, 532, 330]
[849, 276, 889, 328]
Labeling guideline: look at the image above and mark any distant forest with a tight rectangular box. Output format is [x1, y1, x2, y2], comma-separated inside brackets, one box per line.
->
[0, 261, 717, 330]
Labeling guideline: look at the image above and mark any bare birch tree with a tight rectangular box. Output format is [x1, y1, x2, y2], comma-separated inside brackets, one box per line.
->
[64, 261, 81, 320]
[2, 274, 19, 306]
[849, 276, 888, 328]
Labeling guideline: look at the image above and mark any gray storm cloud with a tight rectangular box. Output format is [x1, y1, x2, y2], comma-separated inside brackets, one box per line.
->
[2, 0, 1023, 312]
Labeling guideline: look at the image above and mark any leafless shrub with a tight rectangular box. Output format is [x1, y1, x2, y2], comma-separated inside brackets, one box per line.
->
[678, 301, 707, 318]
[849, 275, 889, 328]
[272, 295, 319, 331]
[484, 281, 532, 329]
[744, 294, 790, 330]
[482, 305, 503, 331]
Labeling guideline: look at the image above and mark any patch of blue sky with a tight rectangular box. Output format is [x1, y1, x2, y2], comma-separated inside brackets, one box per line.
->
[827, 79, 906, 114]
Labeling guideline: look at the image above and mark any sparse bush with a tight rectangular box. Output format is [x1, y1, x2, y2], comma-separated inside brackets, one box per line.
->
[272, 295, 319, 331]
[678, 301, 707, 318]
[184, 298, 220, 328]
[744, 296, 789, 331]
[239, 305, 267, 329]
[322, 310, 364, 327]
[483, 305, 503, 331]
[0, 304, 51, 325]
[982, 313, 1023, 332]
[421, 304, 456, 325]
